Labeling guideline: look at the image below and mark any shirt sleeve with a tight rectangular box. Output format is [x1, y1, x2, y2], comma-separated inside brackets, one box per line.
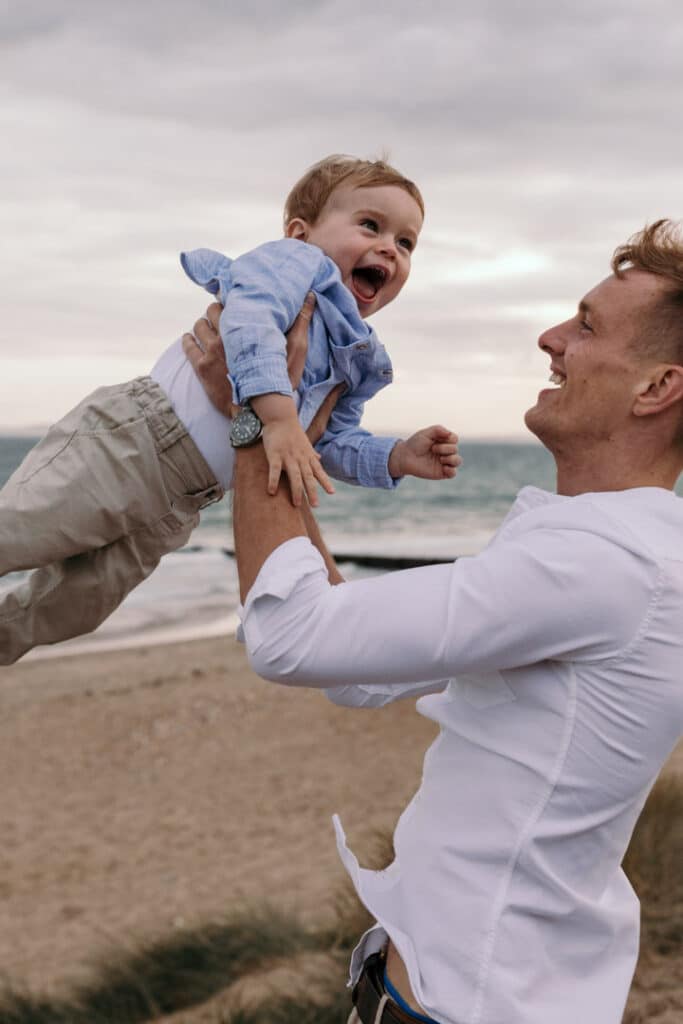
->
[240, 530, 657, 690]
[325, 680, 449, 708]
[315, 389, 401, 489]
[219, 240, 328, 405]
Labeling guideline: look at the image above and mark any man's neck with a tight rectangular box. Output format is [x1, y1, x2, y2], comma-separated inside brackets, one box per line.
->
[554, 443, 682, 496]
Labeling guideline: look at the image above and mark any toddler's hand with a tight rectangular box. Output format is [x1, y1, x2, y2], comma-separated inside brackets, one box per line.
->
[262, 415, 335, 507]
[388, 426, 462, 481]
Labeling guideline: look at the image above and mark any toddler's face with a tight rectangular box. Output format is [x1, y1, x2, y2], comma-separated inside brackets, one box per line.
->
[287, 184, 423, 318]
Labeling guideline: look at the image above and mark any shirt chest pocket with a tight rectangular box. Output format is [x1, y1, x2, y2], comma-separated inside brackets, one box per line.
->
[447, 670, 516, 710]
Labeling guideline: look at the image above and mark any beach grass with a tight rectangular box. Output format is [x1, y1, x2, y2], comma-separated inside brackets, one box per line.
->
[0, 777, 680, 1023]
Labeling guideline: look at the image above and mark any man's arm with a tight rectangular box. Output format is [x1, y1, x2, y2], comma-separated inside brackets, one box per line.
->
[237, 514, 654, 690]
[233, 446, 308, 601]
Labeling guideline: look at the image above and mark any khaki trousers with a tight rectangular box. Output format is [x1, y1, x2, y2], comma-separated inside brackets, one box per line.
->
[0, 377, 223, 665]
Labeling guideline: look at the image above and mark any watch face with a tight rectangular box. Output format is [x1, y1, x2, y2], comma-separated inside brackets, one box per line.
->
[230, 408, 263, 447]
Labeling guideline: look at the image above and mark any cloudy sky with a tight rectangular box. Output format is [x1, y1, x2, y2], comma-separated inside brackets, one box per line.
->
[2, 0, 682, 438]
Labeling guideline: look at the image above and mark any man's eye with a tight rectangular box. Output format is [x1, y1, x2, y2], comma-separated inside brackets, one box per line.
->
[580, 319, 593, 333]
[361, 218, 379, 232]
[398, 237, 414, 252]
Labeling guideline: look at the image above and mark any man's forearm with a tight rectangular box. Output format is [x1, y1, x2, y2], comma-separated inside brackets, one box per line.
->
[233, 444, 307, 601]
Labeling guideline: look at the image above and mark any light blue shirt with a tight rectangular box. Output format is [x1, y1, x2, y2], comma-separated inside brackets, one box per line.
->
[181, 240, 400, 489]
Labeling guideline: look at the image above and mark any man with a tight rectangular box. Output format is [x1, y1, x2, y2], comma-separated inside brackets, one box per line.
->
[186, 220, 683, 1024]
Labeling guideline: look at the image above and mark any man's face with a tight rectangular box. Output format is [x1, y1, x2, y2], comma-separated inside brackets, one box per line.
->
[290, 184, 423, 318]
[525, 269, 672, 450]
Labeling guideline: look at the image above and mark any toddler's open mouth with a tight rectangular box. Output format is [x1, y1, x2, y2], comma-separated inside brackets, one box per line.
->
[351, 265, 387, 303]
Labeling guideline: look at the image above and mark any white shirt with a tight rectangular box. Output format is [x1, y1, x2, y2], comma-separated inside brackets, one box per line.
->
[240, 485, 683, 1024]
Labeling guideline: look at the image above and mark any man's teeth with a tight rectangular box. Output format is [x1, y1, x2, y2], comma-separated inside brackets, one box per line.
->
[549, 372, 566, 387]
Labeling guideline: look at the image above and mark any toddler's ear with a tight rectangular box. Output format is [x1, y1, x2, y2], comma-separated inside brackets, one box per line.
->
[285, 218, 309, 241]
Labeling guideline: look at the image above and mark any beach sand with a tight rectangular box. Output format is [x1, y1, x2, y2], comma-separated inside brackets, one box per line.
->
[0, 636, 437, 996]
[1, 637, 681, 1018]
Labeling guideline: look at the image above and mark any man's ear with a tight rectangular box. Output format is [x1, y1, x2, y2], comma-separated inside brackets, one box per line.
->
[285, 218, 309, 241]
[633, 364, 683, 417]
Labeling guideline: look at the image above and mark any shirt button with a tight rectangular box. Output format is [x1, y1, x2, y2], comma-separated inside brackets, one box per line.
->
[356, 343, 368, 351]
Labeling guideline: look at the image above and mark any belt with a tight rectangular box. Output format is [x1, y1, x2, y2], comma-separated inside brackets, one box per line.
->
[353, 952, 423, 1024]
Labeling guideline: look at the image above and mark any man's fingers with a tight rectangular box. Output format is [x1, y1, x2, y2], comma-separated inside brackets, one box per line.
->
[182, 332, 203, 367]
[306, 382, 345, 446]
[206, 302, 222, 332]
[285, 292, 315, 390]
[300, 291, 316, 322]
[194, 317, 222, 357]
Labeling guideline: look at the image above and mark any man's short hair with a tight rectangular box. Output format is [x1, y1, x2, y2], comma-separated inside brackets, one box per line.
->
[283, 154, 424, 230]
[612, 219, 683, 364]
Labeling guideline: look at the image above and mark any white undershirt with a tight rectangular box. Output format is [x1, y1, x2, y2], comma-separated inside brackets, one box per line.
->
[150, 338, 234, 490]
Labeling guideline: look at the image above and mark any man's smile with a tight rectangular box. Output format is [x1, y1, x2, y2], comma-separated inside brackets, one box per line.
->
[548, 370, 567, 388]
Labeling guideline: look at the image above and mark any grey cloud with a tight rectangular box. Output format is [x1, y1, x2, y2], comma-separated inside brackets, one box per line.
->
[2, 0, 682, 431]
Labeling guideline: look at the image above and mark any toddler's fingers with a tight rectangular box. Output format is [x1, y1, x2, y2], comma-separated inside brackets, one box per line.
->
[440, 453, 463, 468]
[313, 460, 335, 496]
[431, 442, 459, 456]
[302, 467, 320, 508]
[267, 457, 283, 497]
[426, 424, 457, 440]
[283, 461, 304, 507]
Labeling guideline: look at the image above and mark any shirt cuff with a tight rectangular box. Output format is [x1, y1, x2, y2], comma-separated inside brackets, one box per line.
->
[240, 537, 328, 650]
[358, 435, 402, 490]
[228, 355, 293, 406]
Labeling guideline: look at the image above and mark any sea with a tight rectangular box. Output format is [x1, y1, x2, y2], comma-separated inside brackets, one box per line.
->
[3, 434, 678, 661]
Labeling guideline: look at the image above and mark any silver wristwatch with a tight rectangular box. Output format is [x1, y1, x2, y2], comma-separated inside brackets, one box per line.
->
[229, 401, 264, 448]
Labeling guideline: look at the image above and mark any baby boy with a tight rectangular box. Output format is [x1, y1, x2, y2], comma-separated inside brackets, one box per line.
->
[0, 155, 459, 664]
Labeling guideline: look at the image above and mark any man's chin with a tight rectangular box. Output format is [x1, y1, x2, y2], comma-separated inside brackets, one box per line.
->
[524, 403, 550, 444]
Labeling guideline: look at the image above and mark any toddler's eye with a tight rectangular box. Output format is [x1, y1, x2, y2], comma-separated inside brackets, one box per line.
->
[398, 237, 414, 252]
[360, 218, 379, 232]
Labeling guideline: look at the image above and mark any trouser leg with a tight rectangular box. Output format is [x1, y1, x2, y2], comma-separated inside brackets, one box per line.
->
[0, 378, 223, 664]
[0, 381, 189, 574]
[0, 514, 198, 664]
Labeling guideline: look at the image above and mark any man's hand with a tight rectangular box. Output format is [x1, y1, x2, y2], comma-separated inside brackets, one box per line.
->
[182, 303, 237, 418]
[181, 292, 315, 418]
[388, 426, 462, 480]
[306, 382, 346, 447]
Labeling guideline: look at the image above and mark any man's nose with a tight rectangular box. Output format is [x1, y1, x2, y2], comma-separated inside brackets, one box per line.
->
[538, 322, 565, 354]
